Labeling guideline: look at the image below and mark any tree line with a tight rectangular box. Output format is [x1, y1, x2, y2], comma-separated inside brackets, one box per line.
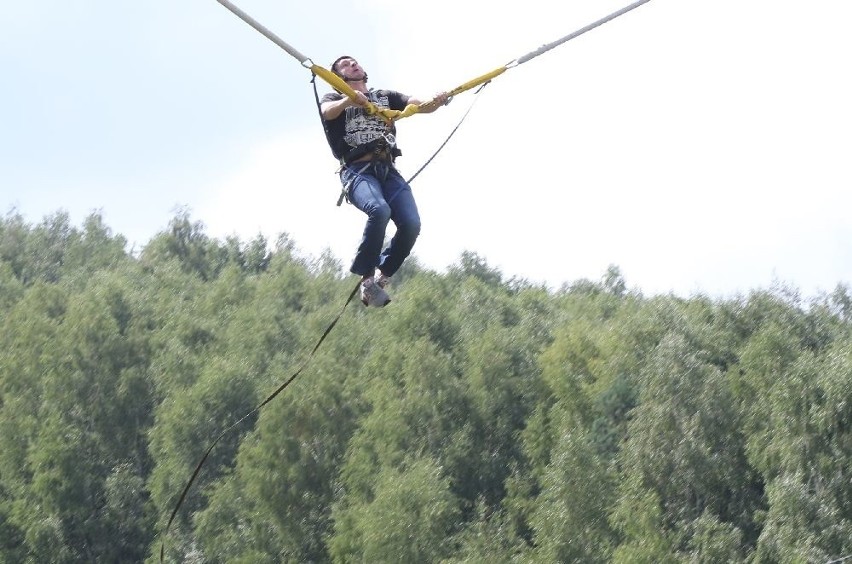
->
[1, 210, 850, 563]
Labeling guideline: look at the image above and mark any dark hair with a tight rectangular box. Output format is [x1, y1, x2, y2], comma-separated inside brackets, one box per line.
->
[330, 55, 356, 76]
[330, 55, 368, 83]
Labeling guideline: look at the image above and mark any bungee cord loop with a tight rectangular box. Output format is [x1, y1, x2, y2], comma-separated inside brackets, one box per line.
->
[215, 0, 398, 123]
[433, 0, 652, 106]
[214, 0, 652, 122]
[513, 0, 651, 66]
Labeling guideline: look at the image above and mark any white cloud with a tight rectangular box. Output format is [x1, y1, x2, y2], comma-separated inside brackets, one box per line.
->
[194, 0, 852, 296]
[198, 126, 362, 262]
[5, 0, 851, 298]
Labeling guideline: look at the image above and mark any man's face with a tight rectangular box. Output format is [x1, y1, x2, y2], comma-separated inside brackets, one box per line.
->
[335, 58, 366, 81]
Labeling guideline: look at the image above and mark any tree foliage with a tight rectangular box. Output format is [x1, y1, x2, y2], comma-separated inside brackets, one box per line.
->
[1, 212, 850, 562]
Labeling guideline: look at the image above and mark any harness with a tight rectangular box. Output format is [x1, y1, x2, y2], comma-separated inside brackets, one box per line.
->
[335, 132, 399, 206]
[339, 131, 400, 166]
[310, 76, 403, 204]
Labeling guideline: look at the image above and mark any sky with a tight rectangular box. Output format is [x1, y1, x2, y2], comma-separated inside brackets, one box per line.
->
[2, 0, 851, 299]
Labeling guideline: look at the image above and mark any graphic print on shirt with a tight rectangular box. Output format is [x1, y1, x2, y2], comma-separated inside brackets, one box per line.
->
[343, 92, 393, 150]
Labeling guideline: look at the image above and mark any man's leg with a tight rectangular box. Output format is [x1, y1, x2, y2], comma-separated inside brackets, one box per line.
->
[378, 172, 421, 277]
[344, 166, 391, 277]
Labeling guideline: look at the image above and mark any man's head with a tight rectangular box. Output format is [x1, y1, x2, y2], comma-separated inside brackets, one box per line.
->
[331, 55, 368, 83]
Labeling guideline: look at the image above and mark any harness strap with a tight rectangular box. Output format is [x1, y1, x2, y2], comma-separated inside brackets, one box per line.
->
[311, 73, 338, 160]
[406, 80, 490, 184]
[336, 161, 372, 206]
[318, 79, 490, 204]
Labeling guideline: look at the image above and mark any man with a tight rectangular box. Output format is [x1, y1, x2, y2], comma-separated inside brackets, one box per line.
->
[320, 55, 449, 307]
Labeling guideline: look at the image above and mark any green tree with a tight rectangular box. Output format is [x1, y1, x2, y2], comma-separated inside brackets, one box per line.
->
[141, 211, 227, 281]
[445, 500, 527, 563]
[148, 357, 262, 561]
[331, 456, 460, 563]
[0, 261, 23, 313]
[195, 336, 364, 562]
[446, 274, 547, 510]
[610, 479, 675, 563]
[449, 251, 503, 287]
[613, 333, 759, 559]
[62, 213, 129, 278]
[330, 328, 471, 558]
[528, 409, 618, 563]
[0, 211, 74, 284]
[0, 269, 155, 562]
[751, 342, 852, 561]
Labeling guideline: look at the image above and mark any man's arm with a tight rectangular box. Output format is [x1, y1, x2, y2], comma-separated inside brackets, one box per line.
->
[408, 92, 450, 114]
[321, 91, 370, 120]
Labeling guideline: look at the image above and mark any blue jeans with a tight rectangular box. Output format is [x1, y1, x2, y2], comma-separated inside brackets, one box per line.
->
[340, 160, 421, 277]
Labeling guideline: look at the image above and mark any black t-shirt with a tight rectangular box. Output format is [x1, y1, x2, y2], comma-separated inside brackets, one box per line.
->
[320, 89, 409, 162]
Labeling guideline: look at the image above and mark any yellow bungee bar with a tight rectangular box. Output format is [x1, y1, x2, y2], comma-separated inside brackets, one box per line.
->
[401, 0, 652, 116]
[215, 0, 650, 122]
[213, 0, 395, 121]
[213, 0, 507, 122]
[308, 65, 399, 122]
[315, 61, 505, 121]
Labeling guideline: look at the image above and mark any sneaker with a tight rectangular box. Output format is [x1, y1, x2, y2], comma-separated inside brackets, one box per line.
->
[375, 272, 391, 289]
[360, 277, 391, 307]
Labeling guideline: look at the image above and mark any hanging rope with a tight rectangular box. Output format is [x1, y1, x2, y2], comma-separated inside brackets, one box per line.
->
[405, 81, 491, 185]
[159, 280, 361, 562]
